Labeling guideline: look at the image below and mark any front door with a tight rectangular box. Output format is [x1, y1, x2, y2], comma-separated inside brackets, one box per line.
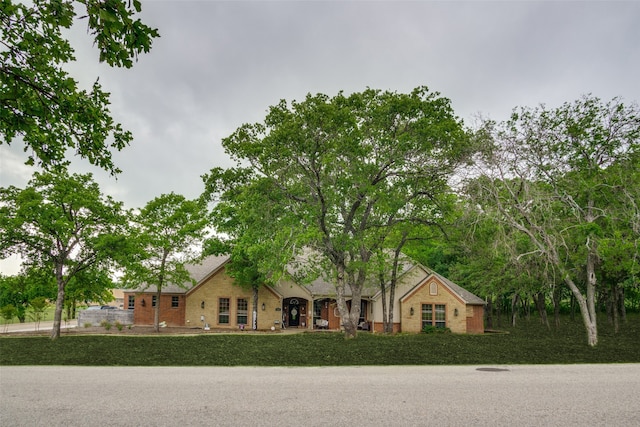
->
[288, 299, 300, 327]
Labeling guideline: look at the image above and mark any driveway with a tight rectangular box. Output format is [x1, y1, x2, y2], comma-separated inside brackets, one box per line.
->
[1, 364, 639, 426]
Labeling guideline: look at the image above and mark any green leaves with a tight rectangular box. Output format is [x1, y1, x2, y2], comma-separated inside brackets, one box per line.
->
[466, 95, 640, 345]
[0, 169, 129, 338]
[1, 0, 159, 174]
[122, 192, 208, 291]
[205, 87, 470, 314]
[81, 0, 159, 68]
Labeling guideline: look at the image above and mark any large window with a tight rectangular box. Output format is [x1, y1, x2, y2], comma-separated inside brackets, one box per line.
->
[127, 295, 135, 310]
[237, 298, 248, 325]
[219, 298, 230, 324]
[152, 295, 157, 307]
[171, 296, 179, 308]
[422, 304, 446, 329]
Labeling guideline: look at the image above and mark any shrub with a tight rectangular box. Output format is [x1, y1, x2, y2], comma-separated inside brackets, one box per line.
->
[115, 321, 123, 331]
[100, 320, 112, 331]
[84, 323, 93, 328]
[422, 325, 451, 334]
[1, 304, 18, 323]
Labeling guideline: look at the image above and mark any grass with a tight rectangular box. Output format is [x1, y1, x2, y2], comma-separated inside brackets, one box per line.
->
[0, 306, 59, 325]
[1, 315, 639, 366]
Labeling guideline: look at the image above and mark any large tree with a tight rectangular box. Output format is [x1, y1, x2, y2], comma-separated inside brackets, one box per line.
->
[123, 193, 208, 332]
[205, 87, 471, 338]
[202, 168, 292, 331]
[1, 0, 159, 174]
[466, 95, 640, 346]
[0, 170, 128, 338]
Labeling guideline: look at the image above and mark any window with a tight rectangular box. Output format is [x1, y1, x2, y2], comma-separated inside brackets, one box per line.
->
[435, 304, 446, 328]
[171, 296, 179, 308]
[237, 298, 248, 325]
[219, 298, 230, 324]
[152, 296, 157, 307]
[422, 304, 446, 329]
[128, 295, 135, 310]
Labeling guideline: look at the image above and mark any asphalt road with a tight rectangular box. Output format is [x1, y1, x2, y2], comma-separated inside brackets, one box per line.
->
[1, 365, 639, 426]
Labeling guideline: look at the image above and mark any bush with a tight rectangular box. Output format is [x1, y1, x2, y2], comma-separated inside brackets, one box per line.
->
[84, 323, 92, 328]
[422, 325, 451, 334]
[1, 304, 18, 323]
[100, 320, 112, 331]
[115, 322, 123, 331]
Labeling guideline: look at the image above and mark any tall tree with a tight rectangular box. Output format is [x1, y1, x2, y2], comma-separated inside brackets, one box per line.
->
[202, 168, 290, 331]
[123, 193, 208, 332]
[205, 87, 471, 338]
[0, 170, 128, 338]
[1, 0, 159, 174]
[466, 95, 640, 346]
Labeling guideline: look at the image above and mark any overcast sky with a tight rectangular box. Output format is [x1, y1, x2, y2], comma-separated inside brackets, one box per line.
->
[1, 0, 639, 274]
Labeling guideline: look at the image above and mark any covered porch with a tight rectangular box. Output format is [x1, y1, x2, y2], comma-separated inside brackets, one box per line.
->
[311, 297, 371, 331]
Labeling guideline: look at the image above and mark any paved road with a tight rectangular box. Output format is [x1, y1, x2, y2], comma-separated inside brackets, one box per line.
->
[1, 365, 639, 426]
[1, 320, 76, 333]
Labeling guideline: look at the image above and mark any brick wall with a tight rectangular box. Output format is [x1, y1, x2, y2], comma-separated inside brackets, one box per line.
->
[465, 305, 485, 334]
[124, 292, 186, 326]
[401, 277, 467, 333]
[185, 267, 281, 330]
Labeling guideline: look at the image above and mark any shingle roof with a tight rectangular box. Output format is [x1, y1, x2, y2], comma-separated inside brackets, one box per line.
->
[130, 254, 230, 294]
[399, 265, 486, 305]
[289, 249, 416, 298]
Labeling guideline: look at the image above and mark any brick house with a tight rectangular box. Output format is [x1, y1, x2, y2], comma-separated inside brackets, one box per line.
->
[124, 254, 485, 334]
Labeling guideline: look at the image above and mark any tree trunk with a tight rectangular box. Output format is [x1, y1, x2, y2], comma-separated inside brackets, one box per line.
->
[380, 271, 388, 333]
[335, 265, 358, 338]
[511, 294, 519, 327]
[50, 263, 66, 340]
[153, 288, 161, 333]
[387, 277, 396, 334]
[619, 287, 627, 324]
[252, 285, 258, 330]
[552, 287, 561, 329]
[485, 296, 493, 329]
[563, 273, 598, 347]
[535, 291, 550, 330]
[51, 281, 65, 340]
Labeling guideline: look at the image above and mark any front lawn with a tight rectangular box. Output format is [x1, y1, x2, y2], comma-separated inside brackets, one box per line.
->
[1, 315, 638, 366]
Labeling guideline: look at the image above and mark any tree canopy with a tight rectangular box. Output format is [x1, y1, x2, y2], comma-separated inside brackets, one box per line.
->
[0, 170, 128, 338]
[1, 0, 159, 174]
[465, 95, 640, 346]
[123, 192, 208, 332]
[203, 87, 472, 337]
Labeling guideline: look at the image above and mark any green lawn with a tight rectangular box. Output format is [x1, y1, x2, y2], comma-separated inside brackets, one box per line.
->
[1, 315, 638, 366]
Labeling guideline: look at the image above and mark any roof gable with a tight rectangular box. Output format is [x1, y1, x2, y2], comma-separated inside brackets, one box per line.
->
[400, 267, 485, 306]
[131, 254, 231, 294]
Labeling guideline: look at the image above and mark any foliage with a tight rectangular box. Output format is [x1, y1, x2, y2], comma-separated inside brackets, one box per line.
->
[1, 0, 159, 174]
[203, 87, 472, 337]
[0, 269, 56, 322]
[1, 315, 639, 365]
[421, 325, 451, 334]
[122, 192, 208, 332]
[100, 320, 112, 331]
[27, 296, 48, 329]
[1, 304, 17, 331]
[465, 95, 640, 346]
[0, 170, 129, 338]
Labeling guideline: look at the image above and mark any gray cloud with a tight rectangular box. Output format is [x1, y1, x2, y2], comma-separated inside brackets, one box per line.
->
[1, 0, 639, 273]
